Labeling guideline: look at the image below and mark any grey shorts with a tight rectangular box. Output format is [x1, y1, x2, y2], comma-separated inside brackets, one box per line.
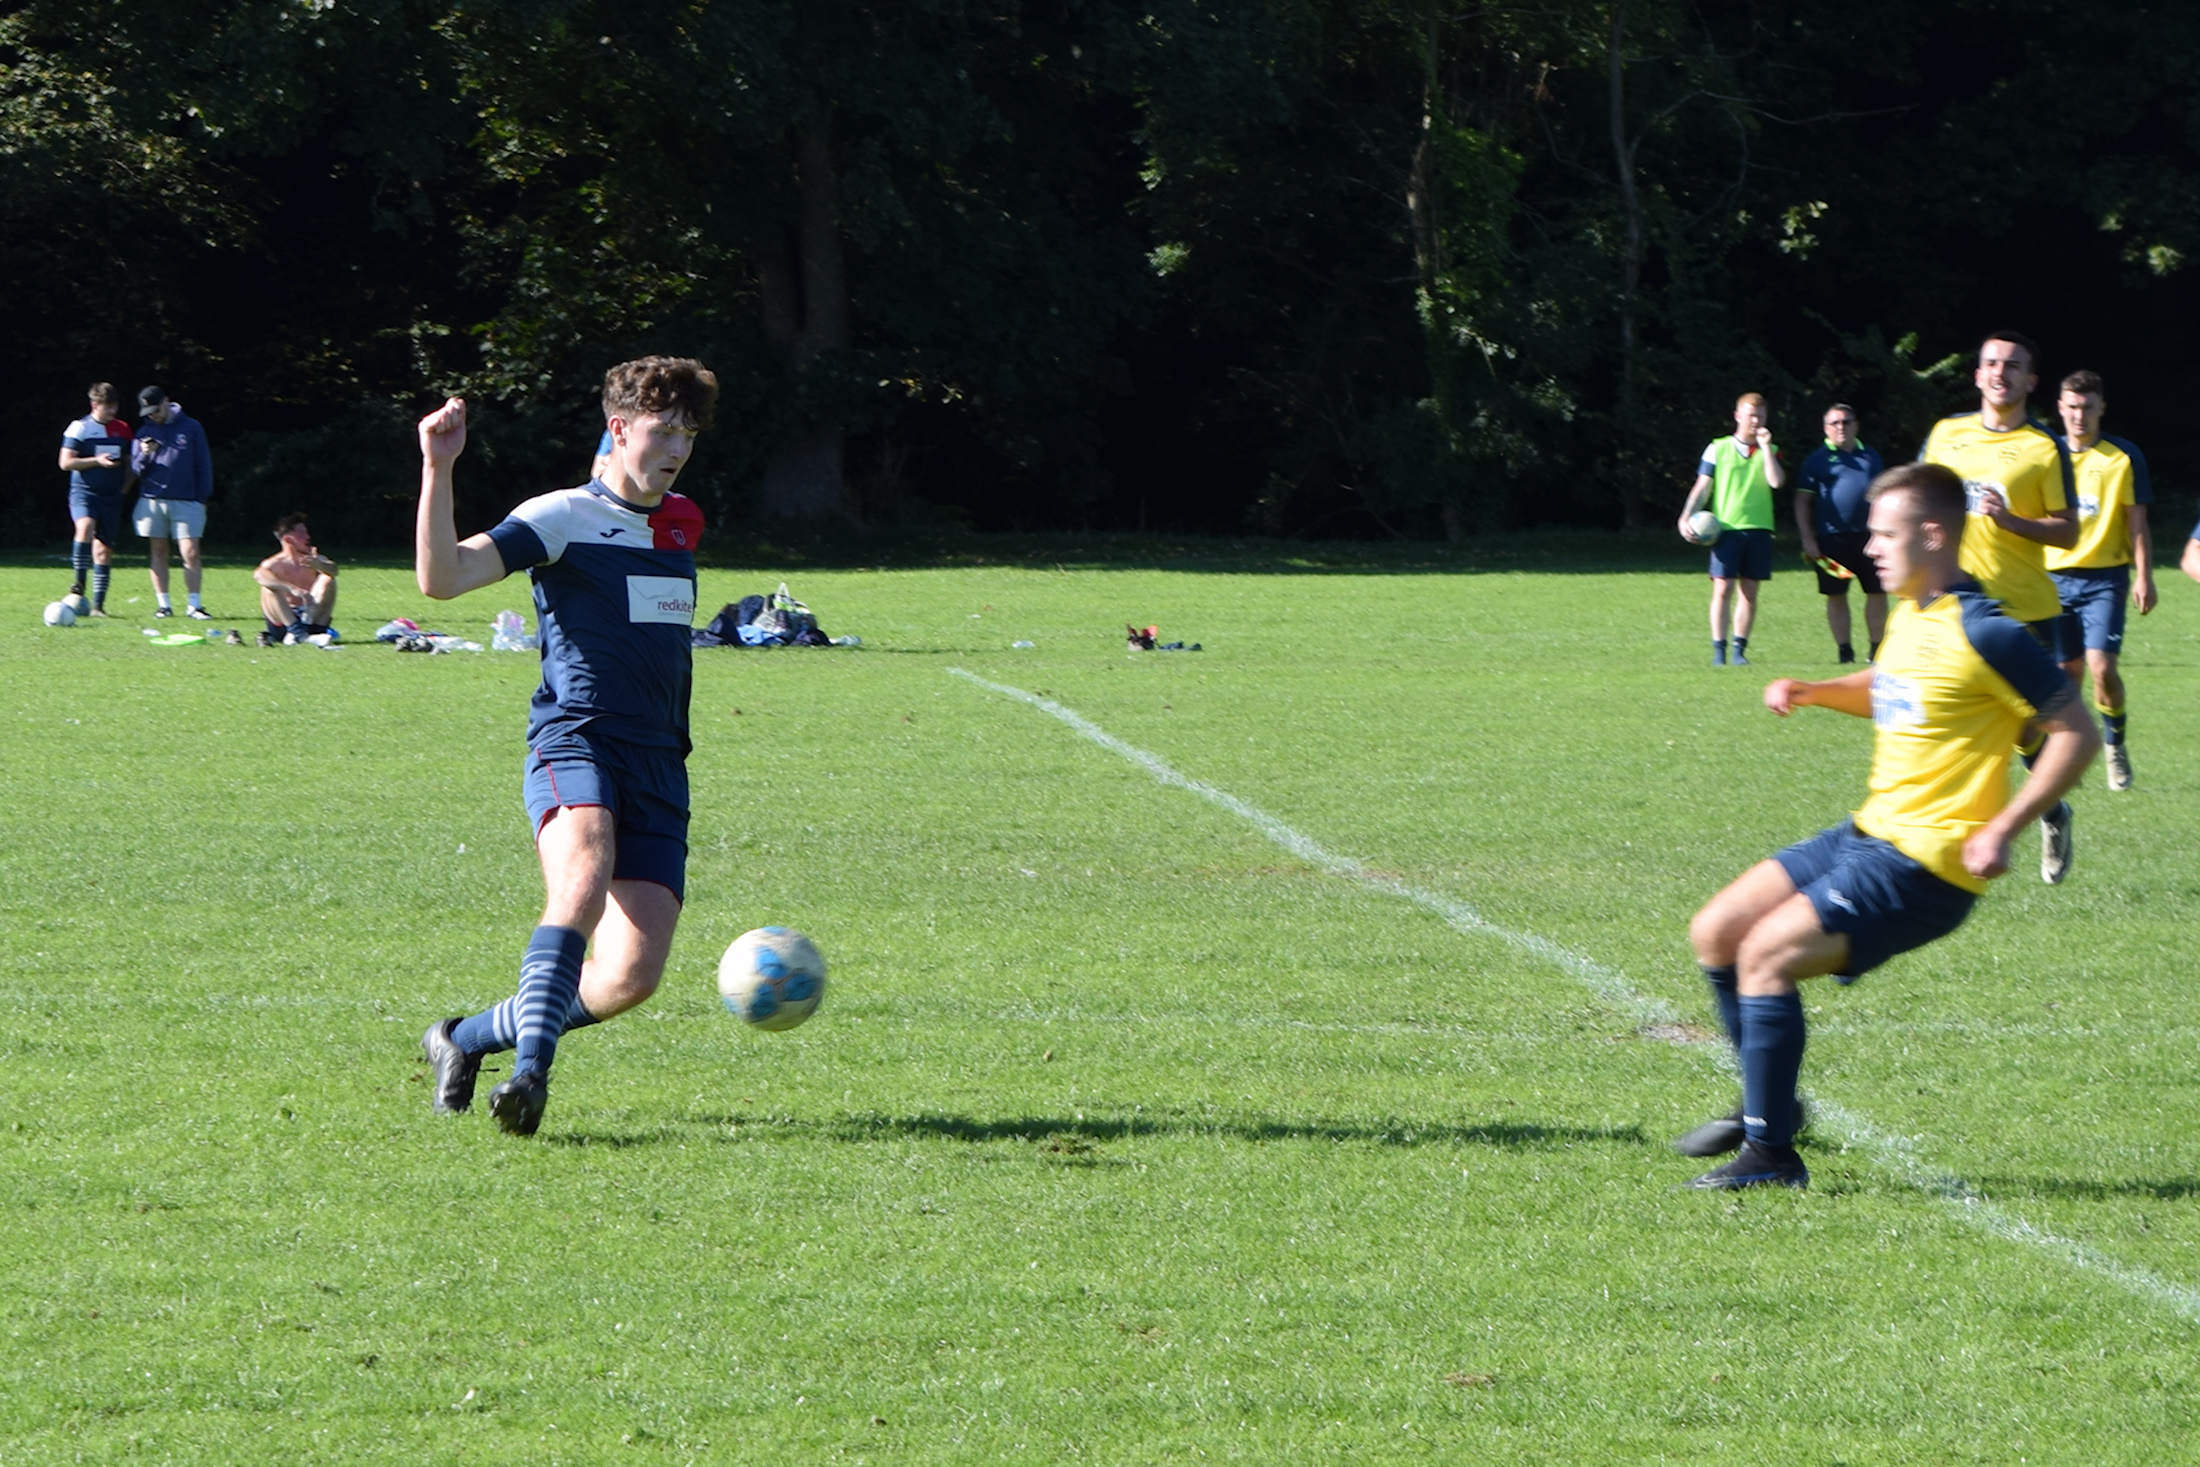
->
[134, 497, 207, 540]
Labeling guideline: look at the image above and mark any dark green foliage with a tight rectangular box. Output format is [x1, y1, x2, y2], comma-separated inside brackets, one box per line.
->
[3, 0, 2199, 544]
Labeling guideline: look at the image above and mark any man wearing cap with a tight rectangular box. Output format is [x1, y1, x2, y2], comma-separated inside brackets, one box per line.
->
[131, 387, 214, 618]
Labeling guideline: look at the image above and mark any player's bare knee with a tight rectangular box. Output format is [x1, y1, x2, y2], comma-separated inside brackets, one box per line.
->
[1688, 898, 1749, 966]
[1734, 927, 1809, 995]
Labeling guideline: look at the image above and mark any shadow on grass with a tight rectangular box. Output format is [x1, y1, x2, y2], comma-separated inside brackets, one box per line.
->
[540, 1129, 682, 1150]
[650, 1110, 1647, 1151]
[1972, 1175, 2200, 1202]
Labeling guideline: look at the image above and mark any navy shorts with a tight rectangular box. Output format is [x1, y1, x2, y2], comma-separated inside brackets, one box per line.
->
[1773, 821, 1976, 981]
[2019, 616, 2062, 657]
[1812, 531, 1884, 595]
[523, 730, 690, 902]
[2052, 567, 2128, 657]
[68, 487, 122, 547]
[1709, 527, 1772, 582]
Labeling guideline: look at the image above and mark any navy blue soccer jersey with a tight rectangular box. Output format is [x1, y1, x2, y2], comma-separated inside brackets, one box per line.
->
[1797, 442, 1883, 537]
[62, 415, 132, 494]
[486, 481, 704, 754]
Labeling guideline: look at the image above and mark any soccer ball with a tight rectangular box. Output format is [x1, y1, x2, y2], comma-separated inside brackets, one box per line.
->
[62, 593, 91, 618]
[42, 600, 76, 627]
[718, 926, 826, 1032]
[1686, 509, 1723, 545]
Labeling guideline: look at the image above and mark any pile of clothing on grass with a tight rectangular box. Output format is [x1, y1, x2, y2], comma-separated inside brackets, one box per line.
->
[693, 583, 841, 648]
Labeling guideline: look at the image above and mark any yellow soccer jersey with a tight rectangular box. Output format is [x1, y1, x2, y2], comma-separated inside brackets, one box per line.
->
[1918, 414, 2073, 623]
[2045, 434, 2152, 570]
[1854, 585, 2072, 893]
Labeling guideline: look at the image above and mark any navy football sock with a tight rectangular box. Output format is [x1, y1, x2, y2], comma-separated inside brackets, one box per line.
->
[2101, 708, 2127, 746]
[2018, 732, 2045, 772]
[1733, 636, 1749, 660]
[1711, 639, 1727, 665]
[91, 564, 111, 607]
[451, 995, 520, 1057]
[1702, 965, 1742, 1048]
[69, 542, 92, 589]
[448, 984, 599, 1058]
[511, 925, 588, 1079]
[1738, 992, 1807, 1149]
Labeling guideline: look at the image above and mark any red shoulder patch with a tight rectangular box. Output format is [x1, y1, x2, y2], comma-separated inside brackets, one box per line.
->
[649, 493, 704, 551]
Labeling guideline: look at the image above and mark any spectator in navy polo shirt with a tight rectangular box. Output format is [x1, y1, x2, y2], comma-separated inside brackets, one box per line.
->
[131, 386, 214, 618]
[1793, 403, 1887, 663]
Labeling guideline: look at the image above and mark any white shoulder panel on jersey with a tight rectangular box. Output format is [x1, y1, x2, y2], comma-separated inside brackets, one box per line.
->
[507, 486, 650, 564]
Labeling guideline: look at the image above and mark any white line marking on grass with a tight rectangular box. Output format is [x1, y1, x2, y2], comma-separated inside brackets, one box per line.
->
[948, 667, 2200, 1326]
[944, 670, 1677, 1028]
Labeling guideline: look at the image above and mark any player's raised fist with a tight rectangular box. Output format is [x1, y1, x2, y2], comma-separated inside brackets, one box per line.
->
[419, 397, 469, 463]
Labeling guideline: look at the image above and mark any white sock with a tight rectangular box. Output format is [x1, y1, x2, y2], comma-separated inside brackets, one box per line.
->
[156, 592, 173, 610]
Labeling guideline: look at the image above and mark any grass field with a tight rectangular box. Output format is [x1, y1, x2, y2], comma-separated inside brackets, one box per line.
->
[3, 535, 2198, 1463]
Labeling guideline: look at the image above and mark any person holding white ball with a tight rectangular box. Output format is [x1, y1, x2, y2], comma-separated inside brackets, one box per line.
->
[1678, 392, 1784, 666]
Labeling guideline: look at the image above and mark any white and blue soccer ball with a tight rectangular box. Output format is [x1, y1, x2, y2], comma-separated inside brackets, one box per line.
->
[62, 593, 91, 618]
[42, 600, 76, 627]
[1686, 509, 1723, 545]
[718, 926, 826, 1032]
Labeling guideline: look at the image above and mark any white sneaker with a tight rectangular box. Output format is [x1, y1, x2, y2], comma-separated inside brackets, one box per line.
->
[2105, 744, 2133, 791]
[2040, 801, 2073, 885]
[185, 605, 213, 620]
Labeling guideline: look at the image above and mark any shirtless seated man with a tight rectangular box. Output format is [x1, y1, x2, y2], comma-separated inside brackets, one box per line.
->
[253, 513, 339, 644]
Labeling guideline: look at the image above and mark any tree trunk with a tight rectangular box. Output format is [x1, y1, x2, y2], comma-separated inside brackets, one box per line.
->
[1406, 8, 1477, 540]
[1607, 3, 1648, 526]
[758, 109, 852, 520]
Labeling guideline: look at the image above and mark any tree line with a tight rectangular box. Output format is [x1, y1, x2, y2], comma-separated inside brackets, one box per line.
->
[4, 0, 2198, 547]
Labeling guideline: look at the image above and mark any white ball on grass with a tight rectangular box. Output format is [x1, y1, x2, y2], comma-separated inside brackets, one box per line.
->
[718, 926, 826, 1032]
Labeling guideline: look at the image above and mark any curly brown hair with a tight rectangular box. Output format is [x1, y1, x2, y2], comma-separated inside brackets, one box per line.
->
[602, 356, 719, 430]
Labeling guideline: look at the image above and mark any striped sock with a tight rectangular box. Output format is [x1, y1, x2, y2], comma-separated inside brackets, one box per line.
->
[451, 989, 598, 1057]
[91, 565, 111, 608]
[452, 995, 521, 1057]
[2099, 706, 2127, 746]
[69, 542, 92, 589]
[510, 926, 588, 1079]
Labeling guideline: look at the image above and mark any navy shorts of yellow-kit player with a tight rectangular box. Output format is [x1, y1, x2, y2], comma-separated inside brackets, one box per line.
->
[1773, 820, 1976, 982]
[523, 729, 690, 902]
[1709, 527, 1773, 582]
[2052, 566, 2129, 658]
